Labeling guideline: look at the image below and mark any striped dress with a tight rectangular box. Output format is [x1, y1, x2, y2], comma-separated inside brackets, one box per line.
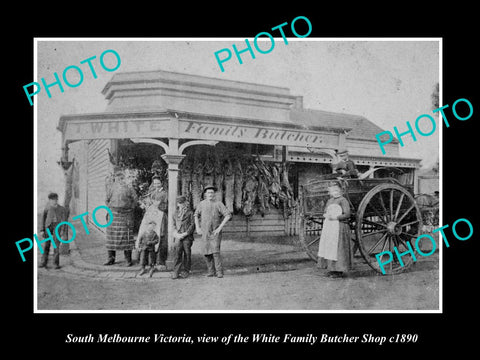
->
[105, 181, 138, 251]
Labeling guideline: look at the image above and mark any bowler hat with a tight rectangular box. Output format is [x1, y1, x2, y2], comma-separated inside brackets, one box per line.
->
[203, 185, 217, 193]
[176, 195, 187, 204]
[47, 192, 59, 200]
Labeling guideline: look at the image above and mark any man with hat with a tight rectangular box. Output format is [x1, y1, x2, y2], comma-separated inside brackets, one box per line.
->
[104, 167, 138, 266]
[171, 195, 195, 279]
[194, 185, 232, 278]
[39, 192, 68, 269]
[332, 148, 358, 178]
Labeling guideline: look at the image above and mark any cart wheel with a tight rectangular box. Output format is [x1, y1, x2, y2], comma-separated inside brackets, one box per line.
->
[356, 183, 423, 275]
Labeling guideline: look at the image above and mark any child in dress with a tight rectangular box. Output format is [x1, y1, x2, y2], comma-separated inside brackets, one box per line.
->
[136, 221, 159, 277]
[317, 182, 352, 278]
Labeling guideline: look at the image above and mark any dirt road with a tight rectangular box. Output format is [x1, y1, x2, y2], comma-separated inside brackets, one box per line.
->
[37, 261, 439, 311]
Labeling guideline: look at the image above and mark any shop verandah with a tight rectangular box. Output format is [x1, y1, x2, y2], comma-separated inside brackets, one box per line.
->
[58, 109, 349, 250]
[55, 69, 420, 268]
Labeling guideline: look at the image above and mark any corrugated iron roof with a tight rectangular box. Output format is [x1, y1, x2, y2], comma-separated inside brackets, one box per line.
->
[289, 108, 398, 143]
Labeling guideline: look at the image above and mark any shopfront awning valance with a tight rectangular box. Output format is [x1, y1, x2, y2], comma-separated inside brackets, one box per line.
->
[58, 110, 351, 150]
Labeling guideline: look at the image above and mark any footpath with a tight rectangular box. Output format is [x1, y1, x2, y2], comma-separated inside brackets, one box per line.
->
[38, 225, 439, 281]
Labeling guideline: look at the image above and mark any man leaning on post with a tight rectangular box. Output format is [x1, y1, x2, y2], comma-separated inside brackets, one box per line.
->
[39, 192, 68, 269]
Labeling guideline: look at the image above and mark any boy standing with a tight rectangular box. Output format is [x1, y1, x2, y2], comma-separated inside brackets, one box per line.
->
[136, 220, 159, 277]
[172, 196, 195, 279]
[194, 186, 232, 278]
[39, 192, 68, 269]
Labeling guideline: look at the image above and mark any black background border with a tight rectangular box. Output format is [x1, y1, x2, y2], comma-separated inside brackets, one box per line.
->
[7, 6, 478, 354]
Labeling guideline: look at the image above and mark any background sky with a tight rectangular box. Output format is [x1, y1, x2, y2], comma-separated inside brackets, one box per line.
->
[36, 39, 440, 205]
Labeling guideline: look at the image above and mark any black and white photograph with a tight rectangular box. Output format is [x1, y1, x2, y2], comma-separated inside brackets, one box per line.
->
[33, 38, 440, 311]
[7, 7, 480, 355]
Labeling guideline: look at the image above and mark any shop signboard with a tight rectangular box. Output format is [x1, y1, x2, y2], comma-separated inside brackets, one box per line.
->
[61, 117, 172, 141]
[179, 120, 341, 149]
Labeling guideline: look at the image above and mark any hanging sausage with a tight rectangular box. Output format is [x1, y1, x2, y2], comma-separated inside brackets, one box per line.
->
[191, 152, 204, 209]
[203, 150, 215, 188]
[223, 157, 235, 213]
[233, 158, 244, 212]
[179, 156, 193, 196]
[214, 152, 224, 203]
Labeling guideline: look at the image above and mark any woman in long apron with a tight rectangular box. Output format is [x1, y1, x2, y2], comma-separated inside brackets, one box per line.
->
[317, 181, 352, 278]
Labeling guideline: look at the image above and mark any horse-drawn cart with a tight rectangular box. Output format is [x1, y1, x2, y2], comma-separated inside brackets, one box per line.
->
[298, 177, 423, 275]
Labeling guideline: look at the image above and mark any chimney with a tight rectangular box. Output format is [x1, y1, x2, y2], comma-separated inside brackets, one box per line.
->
[293, 95, 303, 109]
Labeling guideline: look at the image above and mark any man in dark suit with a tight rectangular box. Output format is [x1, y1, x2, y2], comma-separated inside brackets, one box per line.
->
[171, 196, 195, 279]
[39, 192, 68, 269]
[333, 149, 358, 178]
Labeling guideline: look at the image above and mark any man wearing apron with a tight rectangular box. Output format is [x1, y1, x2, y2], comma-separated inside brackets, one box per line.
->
[104, 169, 138, 266]
[194, 185, 232, 278]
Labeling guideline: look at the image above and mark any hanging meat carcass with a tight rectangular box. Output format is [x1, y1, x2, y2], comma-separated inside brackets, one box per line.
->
[233, 158, 244, 212]
[280, 162, 295, 217]
[253, 157, 271, 217]
[223, 157, 235, 213]
[214, 153, 224, 203]
[257, 173, 270, 217]
[269, 163, 282, 208]
[242, 162, 258, 217]
[203, 151, 215, 188]
[191, 152, 204, 209]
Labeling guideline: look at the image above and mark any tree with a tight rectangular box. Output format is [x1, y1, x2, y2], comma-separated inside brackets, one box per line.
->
[431, 158, 439, 174]
[431, 82, 439, 110]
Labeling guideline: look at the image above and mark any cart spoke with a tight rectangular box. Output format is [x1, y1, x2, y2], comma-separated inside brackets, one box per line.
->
[367, 232, 388, 254]
[379, 232, 389, 254]
[400, 219, 420, 228]
[306, 237, 320, 248]
[389, 235, 393, 272]
[389, 189, 394, 220]
[395, 234, 405, 246]
[391, 233, 399, 247]
[377, 192, 389, 221]
[362, 229, 385, 237]
[367, 202, 388, 224]
[396, 204, 415, 224]
[362, 218, 388, 229]
[393, 193, 405, 221]
[400, 231, 418, 239]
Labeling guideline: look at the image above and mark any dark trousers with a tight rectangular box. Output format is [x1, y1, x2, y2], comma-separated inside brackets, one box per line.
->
[204, 253, 223, 275]
[140, 247, 156, 268]
[156, 235, 168, 266]
[40, 226, 60, 266]
[107, 250, 132, 263]
[173, 239, 193, 275]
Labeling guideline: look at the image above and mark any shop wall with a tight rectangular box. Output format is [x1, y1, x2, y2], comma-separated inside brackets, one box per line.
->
[67, 140, 88, 216]
[87, 139, 112, 233]
[223, 208, 288, 237]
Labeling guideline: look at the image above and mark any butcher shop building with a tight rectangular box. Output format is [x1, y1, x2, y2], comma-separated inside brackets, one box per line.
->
[57, 70, 421, 247]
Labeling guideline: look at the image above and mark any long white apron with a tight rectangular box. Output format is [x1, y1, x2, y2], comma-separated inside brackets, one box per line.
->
[136, 205, 165, 252]
[317, 203, 343, 261]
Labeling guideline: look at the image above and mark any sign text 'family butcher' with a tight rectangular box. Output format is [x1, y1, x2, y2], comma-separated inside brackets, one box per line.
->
[182, 121, 328, 147]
